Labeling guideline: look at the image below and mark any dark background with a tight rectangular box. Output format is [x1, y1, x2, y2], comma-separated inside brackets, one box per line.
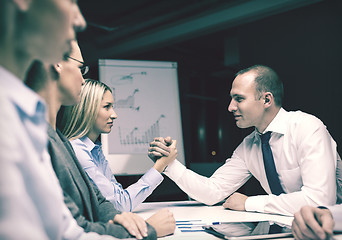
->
[73, 0, 342, 201]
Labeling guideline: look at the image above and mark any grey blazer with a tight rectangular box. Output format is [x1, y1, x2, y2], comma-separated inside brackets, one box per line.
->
[47, 126, 156, 239]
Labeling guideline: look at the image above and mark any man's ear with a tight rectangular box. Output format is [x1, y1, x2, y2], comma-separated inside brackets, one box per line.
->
[264, 92, 273, 107]
[50, 63, 62, 80]
[54, 63, 62, 73]
[13, 0, 32, 11]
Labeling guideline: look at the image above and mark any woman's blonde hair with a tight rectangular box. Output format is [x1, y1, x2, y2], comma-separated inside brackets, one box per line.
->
[60, 79, 112, 140]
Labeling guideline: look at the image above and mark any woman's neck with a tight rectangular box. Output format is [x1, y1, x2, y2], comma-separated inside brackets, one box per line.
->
[87, 131, 100, 143]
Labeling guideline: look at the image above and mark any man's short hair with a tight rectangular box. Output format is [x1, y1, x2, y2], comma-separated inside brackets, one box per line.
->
[236, 65, 284, 107]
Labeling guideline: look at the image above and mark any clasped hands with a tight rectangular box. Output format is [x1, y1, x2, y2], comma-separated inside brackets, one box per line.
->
[148, 136, 177, 173]
[148, 136, 248, 211]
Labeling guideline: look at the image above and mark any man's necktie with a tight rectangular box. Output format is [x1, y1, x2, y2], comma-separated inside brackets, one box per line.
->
[260, 132, 285, 195]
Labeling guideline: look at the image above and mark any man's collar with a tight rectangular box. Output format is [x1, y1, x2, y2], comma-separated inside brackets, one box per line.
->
[253, 108, 288, 139]
[263, 108, 288, 135]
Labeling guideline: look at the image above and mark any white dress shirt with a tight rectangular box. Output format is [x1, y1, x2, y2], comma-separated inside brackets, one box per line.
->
[71, 136, 163, 212]
[0, 66, 121, 240]
[165, 108, 339, 216]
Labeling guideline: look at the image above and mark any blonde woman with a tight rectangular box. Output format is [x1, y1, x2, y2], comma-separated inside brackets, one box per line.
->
[60, 79, 177, 212]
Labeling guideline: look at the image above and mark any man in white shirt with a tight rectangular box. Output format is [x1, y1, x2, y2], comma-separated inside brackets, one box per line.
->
[0, 0, 122, 239]
[148, 65, 340, 216]
[292, 205, 342, 240]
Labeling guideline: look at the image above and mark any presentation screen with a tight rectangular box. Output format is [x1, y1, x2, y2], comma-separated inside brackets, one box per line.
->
[99, 59, 185, 175]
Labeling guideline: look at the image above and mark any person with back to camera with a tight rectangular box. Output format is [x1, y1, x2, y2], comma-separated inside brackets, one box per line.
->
[148, 65, 341, 216]
[0, 0, 120, 239]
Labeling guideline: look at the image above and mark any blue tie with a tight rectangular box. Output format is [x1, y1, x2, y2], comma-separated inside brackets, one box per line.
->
[260, 132, 285, 195]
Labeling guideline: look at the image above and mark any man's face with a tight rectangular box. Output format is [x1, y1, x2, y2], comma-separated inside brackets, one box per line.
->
[228, 71, 265, 131]
[58, 41, 85, 106]
[21, 0, 86, 64]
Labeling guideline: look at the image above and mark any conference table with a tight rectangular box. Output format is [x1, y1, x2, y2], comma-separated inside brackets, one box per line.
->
[134, 201, 342, 240]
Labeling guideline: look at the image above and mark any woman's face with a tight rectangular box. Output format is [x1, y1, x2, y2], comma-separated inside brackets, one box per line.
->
[91, 90, 117, 138]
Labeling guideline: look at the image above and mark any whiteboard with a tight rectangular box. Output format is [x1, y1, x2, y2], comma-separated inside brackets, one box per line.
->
[99, 59, 185, 175]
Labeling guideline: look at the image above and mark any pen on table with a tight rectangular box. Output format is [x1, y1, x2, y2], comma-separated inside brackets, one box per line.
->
[212, 222, 229, 225]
